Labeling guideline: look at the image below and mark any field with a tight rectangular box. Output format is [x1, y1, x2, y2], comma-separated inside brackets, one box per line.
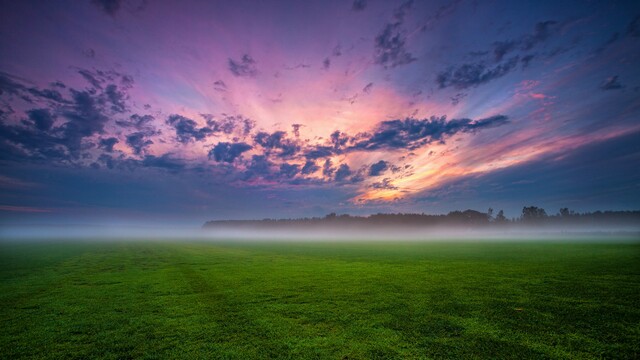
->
[1, 240, 639, 359]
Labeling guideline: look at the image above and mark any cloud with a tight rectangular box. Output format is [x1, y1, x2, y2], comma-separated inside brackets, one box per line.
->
[27, 109, 55, 131]
[166, 114, 213, 143]
[279, 163, 299, 178]
[335, 164, 352, 182]
[374, 23, 417, 68]
[253, 130, 299, 157]
[352, 0, 367, 11]
[116, 114, 155, 131]
[600, 75, 623, 90]
[322, 57, 331, 70]
[436, 56, 519, 90]
[141, 154, 185, 173]
[626, 15, 640, 37]
[322, 159, 334, 178]
[99, 137, 118, 152]
[352, 115, 509, 151]
[228, 54, 258, 77]
[369, 160, 388, 176]
[213, 80, 227, 92]
[126, 132, 153, 155]
[371, 178, 398, 190]
[203, 114, 255, 137]
[209, 142, 252, 163]
[301, 160, 320, 175]
[91, 0, 122, 16]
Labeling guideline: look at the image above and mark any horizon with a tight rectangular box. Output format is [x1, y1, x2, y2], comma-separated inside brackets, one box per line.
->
[1, 0, 640, 226]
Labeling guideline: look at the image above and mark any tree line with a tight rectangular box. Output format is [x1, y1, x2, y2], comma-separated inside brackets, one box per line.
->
[203, 207, 640, 229]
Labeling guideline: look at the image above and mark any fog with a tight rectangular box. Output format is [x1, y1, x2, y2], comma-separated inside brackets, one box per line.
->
[1, 223, 638, 243]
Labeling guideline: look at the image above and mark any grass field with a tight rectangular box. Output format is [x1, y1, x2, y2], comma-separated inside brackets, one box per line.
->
[1, 240, 639, 359]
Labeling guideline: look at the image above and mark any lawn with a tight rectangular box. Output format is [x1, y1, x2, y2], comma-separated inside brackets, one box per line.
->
[1, 240, 639, 359]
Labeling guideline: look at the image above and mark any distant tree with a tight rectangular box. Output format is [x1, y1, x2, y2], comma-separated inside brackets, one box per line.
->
[559, 208, 571, 217]
[521, 206, 547, 222]
[487, 208, 494, 222]
[495, 210, 507, 223]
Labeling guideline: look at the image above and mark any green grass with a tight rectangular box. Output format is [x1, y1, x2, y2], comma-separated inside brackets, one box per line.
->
[1, 240, 639, 359]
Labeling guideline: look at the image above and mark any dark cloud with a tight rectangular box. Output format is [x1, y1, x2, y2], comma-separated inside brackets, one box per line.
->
[450, 92, 467, 106]
[374, 23, 417, 68]
[213, 80, 227, 92]
[116, 114, 155, 131]
[209, 142, 252, 163]
[99, 137, 118, 152]
[243, 155, 273, 180]
[253, 130, 300, 158]
[104, 84, 127, 113]
[279, 163, 299, 179]
[203, 114, 255, 137]
[492, 21, 559, 62]
[291, 124, 302, 137]
[369, 160, 388, 176]
[304, 146, 334, 159]
[301, 160, 320, 175]
[91, 0, 122, 16]
[335, 164, 352, 182]
[436, 56, 519, 90]
[27, 109, 55, 131]
[352, 115, 509, 151]
[228, 54, 258, 77]
[362, 82, 374, 94]
[600, 75, 623, 90]
[323, 57, 331, 70]
[352, 0, 367, 11]
[126, 132, 153, 155]
[141, 154, 185, 173]
[371, 178, 398, 190]
[626, 15, 640, 37]
[60, 89, 110, 154]
[166, 114, 213, 143]
[322, 159, 334, 178]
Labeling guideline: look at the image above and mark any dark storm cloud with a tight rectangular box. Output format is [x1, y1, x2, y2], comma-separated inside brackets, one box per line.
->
[126, 132, 153, 155]
[228, 54, 258, 77]
[166, 114, 213, 143]
[600, 76, 624, 90]
[99, 137, 118, 152]
[352, 115, 509, 151]
[374, 23, 417, 68]
[369, 160, 388, 176]
[436, 57, 519, 90]
[91, 0, 122, 17]
[209, 142, 252, 163]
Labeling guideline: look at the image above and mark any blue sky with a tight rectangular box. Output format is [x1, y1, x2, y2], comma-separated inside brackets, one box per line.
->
[1, 0, 639, 225]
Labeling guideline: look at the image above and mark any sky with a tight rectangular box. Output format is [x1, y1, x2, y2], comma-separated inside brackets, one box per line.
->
[0, 0, 639, 226]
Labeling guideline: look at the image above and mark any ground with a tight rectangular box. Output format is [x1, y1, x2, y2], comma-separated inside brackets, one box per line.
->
[1, 240, 639, 359]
